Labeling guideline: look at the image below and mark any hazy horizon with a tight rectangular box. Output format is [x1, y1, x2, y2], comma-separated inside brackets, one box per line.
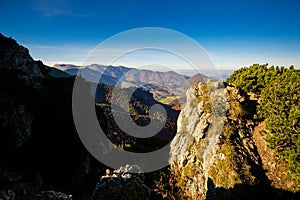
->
[51, 62, 234, 79]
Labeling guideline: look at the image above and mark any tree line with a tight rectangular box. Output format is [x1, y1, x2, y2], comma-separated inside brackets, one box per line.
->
[227, 64, 300, 183]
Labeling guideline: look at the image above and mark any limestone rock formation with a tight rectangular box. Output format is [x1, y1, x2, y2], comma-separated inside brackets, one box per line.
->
[93, 165, 150, 200]
[169, 81, 268, 199]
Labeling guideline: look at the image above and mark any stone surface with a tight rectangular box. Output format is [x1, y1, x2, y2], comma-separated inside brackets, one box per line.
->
[0, 33, 44, 79]
[37, 191, 73, 200]
[169, 81, 266, 199]
[93, 165, 150, 200]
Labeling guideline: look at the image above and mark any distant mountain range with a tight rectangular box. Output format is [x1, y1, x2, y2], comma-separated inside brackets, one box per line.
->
[52, 64, 207, 101]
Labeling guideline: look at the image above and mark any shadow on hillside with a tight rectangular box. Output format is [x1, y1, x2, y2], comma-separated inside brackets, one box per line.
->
[206, 177, 300, 200]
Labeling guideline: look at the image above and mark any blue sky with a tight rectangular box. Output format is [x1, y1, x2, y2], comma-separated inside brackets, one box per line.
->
[1, 0, 300, 70]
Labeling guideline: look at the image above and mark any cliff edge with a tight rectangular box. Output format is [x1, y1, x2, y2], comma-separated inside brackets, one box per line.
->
[169, 81, 299, 200]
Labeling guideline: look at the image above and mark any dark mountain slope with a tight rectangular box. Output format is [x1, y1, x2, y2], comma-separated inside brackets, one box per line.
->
[0, 33, 179, 199]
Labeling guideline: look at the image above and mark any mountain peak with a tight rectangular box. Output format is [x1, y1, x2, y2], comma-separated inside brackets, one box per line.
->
[0, 33, 44, 78]
[188, 73, 206, 86]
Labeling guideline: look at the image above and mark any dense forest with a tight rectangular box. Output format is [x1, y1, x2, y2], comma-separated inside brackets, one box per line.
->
[226, 64, 300, 183]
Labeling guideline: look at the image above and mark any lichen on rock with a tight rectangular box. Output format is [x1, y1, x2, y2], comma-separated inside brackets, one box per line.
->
[169, 80, 266, 199]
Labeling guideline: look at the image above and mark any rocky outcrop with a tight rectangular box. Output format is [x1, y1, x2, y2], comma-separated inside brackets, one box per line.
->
[0, 33, 94, 199]
[36, 191, 72, 200]
[169, 81, 268, 199]
[0, 34, 47, 151]
[0, 33, 44, 79]
[93, 165, 150, 200]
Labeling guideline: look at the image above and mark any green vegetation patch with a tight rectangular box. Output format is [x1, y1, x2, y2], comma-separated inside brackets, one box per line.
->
[209, 124, 243, 188]
[194, 83, 212, 114]
[227, 64, 300, 183]
[158, 96, 178, 105]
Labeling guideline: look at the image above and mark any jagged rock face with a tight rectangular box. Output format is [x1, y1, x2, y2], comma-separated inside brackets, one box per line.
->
[169, 81, 265, 199]
[0, 34, 42, 150]
[0, 33, 43, 79]
[0, 34, 96, 199]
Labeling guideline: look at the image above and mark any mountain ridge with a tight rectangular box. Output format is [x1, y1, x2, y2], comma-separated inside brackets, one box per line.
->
[52, 63, 206, 102]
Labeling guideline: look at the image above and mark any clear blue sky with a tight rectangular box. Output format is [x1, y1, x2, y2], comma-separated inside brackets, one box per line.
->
[1, 0, 300, 70]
